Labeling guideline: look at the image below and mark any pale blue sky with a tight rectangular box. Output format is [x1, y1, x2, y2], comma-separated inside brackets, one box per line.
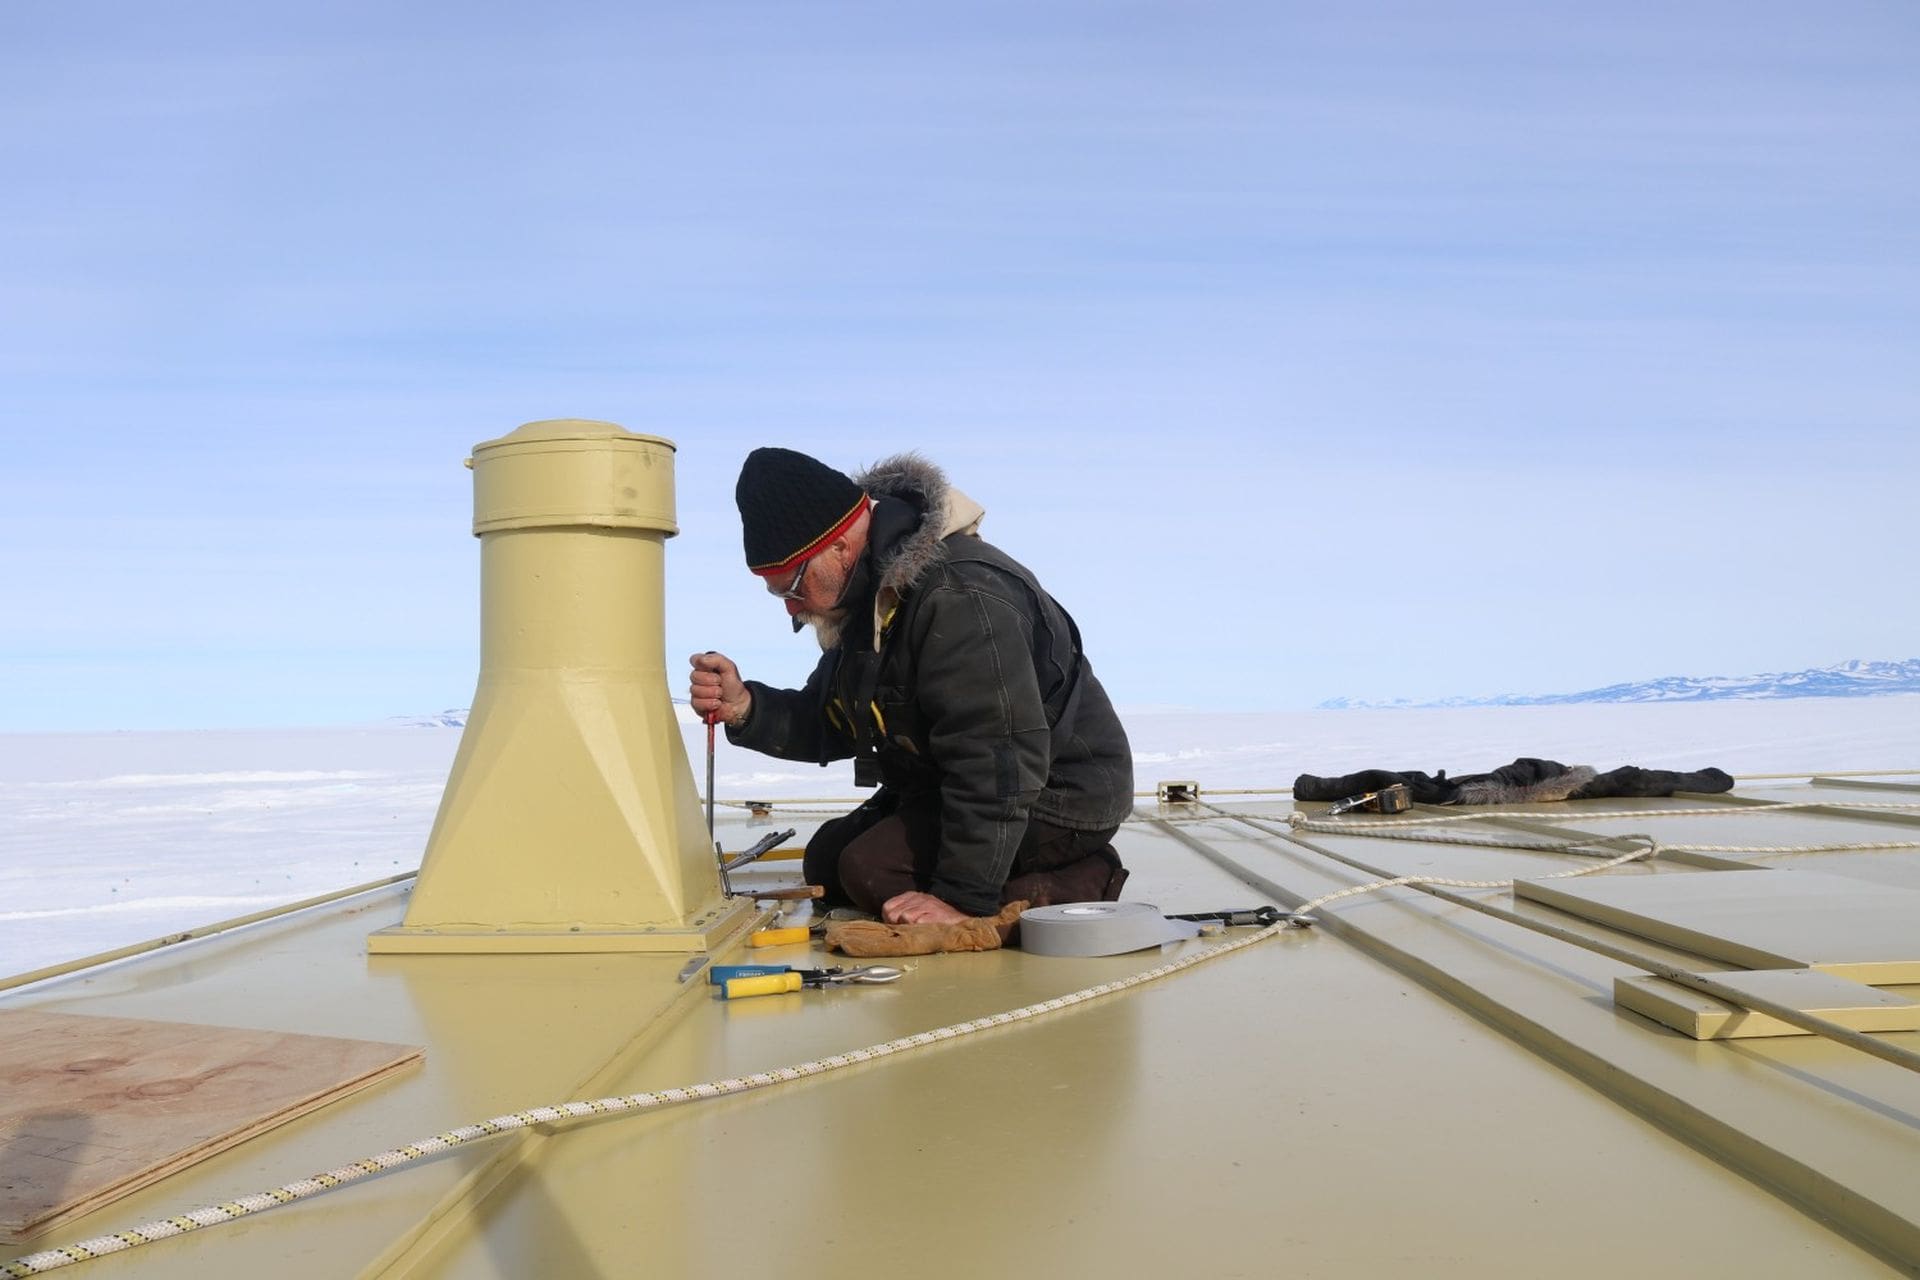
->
[3, 2, 1916, 730]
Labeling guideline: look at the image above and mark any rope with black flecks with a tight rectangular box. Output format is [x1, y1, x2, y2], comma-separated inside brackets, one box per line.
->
[1, 830, 1659, 1276]
[1, 923, 1267, 1274]
[1285, 808, 1920, 857]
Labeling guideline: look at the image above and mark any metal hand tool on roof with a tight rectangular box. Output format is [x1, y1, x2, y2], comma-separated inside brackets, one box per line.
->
[1324, 782, 1411, 817]
[1165, 906, 1289, 928]
[714, 964, 905, 1000]
[752, 885, 827, 902]
[722, 828, 799, 874]
[1164, 906, 1315, 931]
[705, 707, 729, 895]
[676, 956, 711, 983]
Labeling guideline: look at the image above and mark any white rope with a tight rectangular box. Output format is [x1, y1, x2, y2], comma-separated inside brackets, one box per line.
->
[1734, 769, 1920, 780]
[1287, 820, 1644, 856]
[5, 817, 1657, 1276]
[711, 797, 856, 811]
[1285, 813, 1920, 858]
[2, 918, 1285, 1276]
[1287, 834, 1657, 917]
[14, 791, 1899, 1273]
[1292, 799, 1920, 829]
[717, 795, 1920, 820]
[712, 795, 1920, 819]
[1652, 840, 1920, 856]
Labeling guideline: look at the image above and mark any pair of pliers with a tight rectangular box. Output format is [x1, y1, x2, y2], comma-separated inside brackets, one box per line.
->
[711, 964, 905, 1000]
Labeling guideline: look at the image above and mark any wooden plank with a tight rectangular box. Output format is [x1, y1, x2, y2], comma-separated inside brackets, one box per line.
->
[0, 1010, 421, 1241]
[1615, 968, 1920, 1039]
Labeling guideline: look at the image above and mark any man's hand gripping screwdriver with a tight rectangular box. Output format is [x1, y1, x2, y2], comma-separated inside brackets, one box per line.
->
[694, 651, 733, 895]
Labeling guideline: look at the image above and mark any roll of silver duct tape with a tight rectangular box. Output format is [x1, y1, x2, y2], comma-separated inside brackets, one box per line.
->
[1019, 902, 1201, 957]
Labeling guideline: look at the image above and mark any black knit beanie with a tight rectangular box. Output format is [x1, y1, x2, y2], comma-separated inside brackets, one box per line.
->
[735, 447, 868, 574]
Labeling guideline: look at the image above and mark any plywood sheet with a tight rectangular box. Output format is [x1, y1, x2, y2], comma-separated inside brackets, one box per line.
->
[1615, 968, 1920, 1039]
[0, 1010, 421, 1241]
[1516, 869, 1920, 983]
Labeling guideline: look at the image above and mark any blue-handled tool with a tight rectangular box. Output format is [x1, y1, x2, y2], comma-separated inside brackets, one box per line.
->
[714, 965, 905, 1000]
[708, 963, 797, 985]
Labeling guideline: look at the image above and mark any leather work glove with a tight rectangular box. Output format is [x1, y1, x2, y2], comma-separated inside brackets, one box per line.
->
[825, 901, 1028, 957]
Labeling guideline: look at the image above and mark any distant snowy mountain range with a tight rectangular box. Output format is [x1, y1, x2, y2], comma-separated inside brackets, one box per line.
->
[396, 661, 1920, 724]
[389, 709, 470, 729]
[1319, 659, 1920, 710]
[387, 701, 708, 730]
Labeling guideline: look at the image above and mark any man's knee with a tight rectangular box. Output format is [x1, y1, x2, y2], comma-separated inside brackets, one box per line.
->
[1003, 824, 1126, 908]
[835, 815, 931, 913]
[1002, 850, 1125, 909]
[805, 808, 878, 903]
[1015, 820, 1123, 873]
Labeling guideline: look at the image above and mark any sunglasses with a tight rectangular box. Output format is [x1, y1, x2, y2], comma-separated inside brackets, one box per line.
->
[767, 556, 812, 601]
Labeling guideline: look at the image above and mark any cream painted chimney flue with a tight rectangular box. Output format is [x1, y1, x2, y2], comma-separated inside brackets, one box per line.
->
[369, 420, 754, 954]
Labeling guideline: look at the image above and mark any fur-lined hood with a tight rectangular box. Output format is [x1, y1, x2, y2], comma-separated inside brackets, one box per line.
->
[851, 452, 986, 642]
[854, 452, 987, 596]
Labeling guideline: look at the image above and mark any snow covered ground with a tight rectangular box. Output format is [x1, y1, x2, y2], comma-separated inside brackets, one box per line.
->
[5, 696, 1918, 979]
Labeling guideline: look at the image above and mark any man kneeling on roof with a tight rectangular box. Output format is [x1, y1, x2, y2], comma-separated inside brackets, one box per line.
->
[689, 447, 1133, 935]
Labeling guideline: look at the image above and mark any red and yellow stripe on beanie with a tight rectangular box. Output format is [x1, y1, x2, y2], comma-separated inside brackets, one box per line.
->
[736, 447, 870, 576]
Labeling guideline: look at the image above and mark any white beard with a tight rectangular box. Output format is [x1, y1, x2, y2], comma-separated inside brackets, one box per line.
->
[797, 609, 849, 650]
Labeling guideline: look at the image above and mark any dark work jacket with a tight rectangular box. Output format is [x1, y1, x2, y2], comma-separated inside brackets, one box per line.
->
[728, 455, 1133, 916]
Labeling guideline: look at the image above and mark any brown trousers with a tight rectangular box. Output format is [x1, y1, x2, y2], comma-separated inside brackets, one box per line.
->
[804, 791, 1127, 916]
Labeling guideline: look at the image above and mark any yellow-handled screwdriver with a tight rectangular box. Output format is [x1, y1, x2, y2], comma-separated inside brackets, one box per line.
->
[723, 971, 807, 999]
[748, 925, 811, 948]
[749, 905, 871, 948]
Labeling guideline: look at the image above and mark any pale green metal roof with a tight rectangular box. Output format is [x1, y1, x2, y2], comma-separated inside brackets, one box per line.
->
[5, 780, 1919, 1277]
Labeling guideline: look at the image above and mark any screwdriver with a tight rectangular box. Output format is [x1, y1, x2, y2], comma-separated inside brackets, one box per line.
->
[748, 924, 812, 948]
